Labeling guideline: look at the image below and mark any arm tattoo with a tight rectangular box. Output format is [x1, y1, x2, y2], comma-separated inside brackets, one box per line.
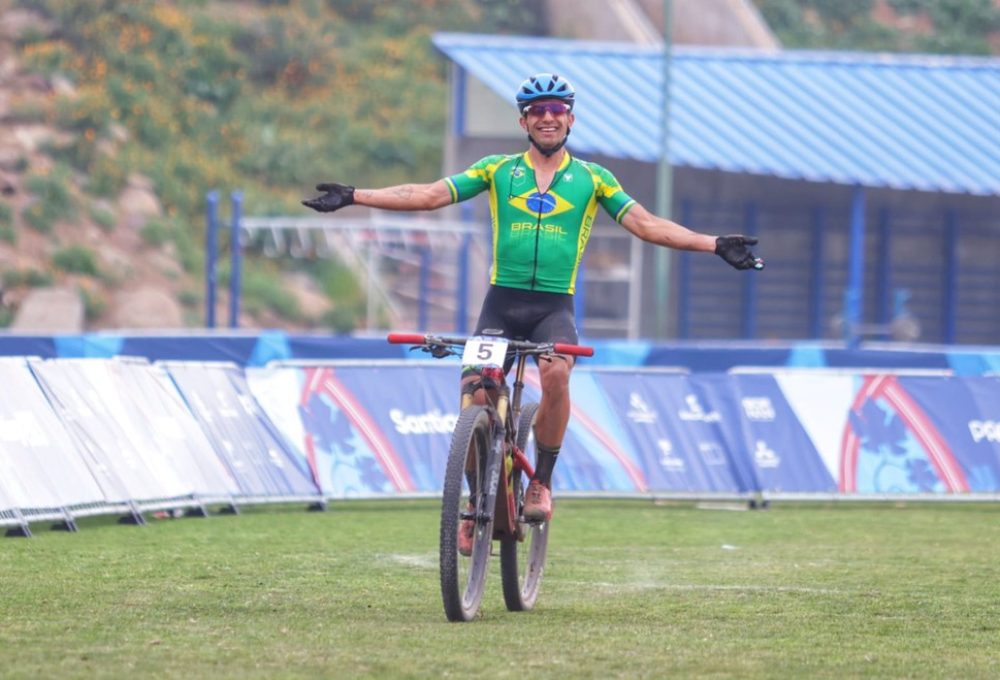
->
[391, 185, 414, 200]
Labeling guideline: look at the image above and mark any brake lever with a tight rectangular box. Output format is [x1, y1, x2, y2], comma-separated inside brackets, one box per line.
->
[413, 344, 456, 358]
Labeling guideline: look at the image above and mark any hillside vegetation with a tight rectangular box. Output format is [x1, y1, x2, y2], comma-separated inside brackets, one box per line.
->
[756, 0, 1000, 54]
[2, 0, 995, 331]
[0, 0, 541, 330]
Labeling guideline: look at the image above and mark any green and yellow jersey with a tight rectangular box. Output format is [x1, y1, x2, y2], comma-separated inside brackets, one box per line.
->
[444, 152, 636, 294]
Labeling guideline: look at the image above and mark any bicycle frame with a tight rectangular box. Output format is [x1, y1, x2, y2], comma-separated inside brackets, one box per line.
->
[464, 352, 534, 542]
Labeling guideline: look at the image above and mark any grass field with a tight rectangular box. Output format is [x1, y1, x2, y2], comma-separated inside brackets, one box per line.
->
[2, 499, 999, 679]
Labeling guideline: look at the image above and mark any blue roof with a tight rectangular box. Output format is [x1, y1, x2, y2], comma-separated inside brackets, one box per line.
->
[433, 33, 1000, 196]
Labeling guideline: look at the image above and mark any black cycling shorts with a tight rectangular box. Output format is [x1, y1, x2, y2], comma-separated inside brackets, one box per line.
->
[473, 285, 579, 345]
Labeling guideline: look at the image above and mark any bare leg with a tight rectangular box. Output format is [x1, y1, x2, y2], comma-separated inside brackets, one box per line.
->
[532, 355, 573, 485]
[534, 355, 573, 446]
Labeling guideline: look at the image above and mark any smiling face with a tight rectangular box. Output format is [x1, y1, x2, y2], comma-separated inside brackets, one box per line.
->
[519, 98, 575, 152]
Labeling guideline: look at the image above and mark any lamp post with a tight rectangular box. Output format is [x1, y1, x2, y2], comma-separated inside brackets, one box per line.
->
[654, 0, 674, 339]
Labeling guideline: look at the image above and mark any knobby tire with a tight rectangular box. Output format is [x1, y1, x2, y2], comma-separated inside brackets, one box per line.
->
[440, 405, 499, 622]
[500, 401, 549, 611]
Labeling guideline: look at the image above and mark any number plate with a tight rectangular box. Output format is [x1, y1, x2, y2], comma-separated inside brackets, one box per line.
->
[462, 337, 509, 368]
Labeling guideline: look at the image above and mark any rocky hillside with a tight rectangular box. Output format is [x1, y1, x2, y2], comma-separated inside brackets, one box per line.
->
[0, 7, 194, 330]
[0, 0, 543, 333]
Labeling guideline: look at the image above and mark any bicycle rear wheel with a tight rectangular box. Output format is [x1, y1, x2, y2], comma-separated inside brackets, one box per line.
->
[440, 405, 499, 622]
[500, 401, 549, 611]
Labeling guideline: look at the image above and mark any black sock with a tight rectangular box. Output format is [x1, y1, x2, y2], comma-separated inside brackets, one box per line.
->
[532, 443, 560, 487]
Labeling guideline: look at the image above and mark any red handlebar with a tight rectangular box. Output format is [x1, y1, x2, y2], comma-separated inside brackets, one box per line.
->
[387, 332, 427, 345]
[554, 343, 594, 357]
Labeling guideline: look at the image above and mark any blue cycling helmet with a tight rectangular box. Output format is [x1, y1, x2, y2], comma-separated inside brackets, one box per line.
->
[515, 73, 575, 113]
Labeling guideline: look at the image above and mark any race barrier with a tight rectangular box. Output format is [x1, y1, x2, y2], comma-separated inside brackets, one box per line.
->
[2, 358, 999, 536]
[0, 358, 109, 536]
[247, 363, 1000, 500]
[163, 362, 321, 505]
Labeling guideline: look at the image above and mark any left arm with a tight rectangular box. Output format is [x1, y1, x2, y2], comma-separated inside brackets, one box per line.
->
[619, 203, 716, 252]
[619, 203, 764, 270]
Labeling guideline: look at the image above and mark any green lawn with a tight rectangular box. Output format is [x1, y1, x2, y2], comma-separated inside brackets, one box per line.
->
[2, 499, 998, 679]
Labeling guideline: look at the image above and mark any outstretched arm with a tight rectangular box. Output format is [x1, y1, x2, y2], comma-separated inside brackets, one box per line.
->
[620, 203, 764, 270]
[353, 181, 453, 211]
[619, 203, 716, 252]
[303, 180, 453, 213]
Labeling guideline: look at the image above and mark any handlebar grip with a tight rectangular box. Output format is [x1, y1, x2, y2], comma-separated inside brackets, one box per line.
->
[387, 332, 427, 345]
[553, 343, 594, 357]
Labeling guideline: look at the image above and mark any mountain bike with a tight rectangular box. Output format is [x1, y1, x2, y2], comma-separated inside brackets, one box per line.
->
[387, 332, 593, 622]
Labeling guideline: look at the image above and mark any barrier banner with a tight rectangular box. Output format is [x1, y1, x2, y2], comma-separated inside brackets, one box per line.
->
[248, 363, 455, 496]
[245, 364, 1000, 498]
[895, 376, 1000, 492]
[0, 359, 107, 519]
[116, 360, 241, 501]
[729, 374, 837, 494]
[250, 365, 759, 496]
[30, 359, 193, 505]
[164, 362, 320, 500]
[533, 371, 647, 492]
[768, 371, 1000, 495]
[581, 371, 739, 493]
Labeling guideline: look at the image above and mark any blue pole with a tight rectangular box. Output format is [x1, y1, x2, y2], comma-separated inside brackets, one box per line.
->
[742, 201, 758, 339]
[809, 206, 827, 338]
[943, 209, 958, 343]
[453, 66, 467, 138]
[875, 207, 891, 324]
[845, 185, 867, 348]
[677, 199, 693, 339]
[205, 190, 219, 328]
[229, 190, 243, 329]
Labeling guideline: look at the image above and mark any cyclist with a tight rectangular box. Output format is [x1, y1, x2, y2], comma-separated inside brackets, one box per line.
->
[304, 72, 763, 526]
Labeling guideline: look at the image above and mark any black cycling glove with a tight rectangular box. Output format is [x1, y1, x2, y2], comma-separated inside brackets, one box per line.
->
[302, 183, 355, 213]
[715, 235, 765, 271]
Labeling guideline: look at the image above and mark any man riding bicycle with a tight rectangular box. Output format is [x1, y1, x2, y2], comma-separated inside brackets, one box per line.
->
[304, 72, 763, 525]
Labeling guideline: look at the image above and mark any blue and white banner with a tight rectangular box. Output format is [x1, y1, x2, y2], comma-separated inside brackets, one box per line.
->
[729, 374, 837, 494]
[247, 363, 1000, 499]
[6, 359, 1000, 522]
[164, 362, 320, 500]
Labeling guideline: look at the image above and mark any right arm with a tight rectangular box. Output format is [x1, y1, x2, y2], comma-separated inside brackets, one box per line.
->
[352, 180, 453, 211]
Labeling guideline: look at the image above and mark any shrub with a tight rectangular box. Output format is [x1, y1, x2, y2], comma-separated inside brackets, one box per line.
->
[141, 218, 171, 247]
[52, 245, 100, 276]
[22, 201, 54, 233]
[0, 203, 14, 242]
[87, 155, 128, 198]
[238, 265, 302, 322]
[78, 285, 107, 322]
[2, 269, 54, 288]
[23, 166, 76, 231]
[89, 202, 117, 231]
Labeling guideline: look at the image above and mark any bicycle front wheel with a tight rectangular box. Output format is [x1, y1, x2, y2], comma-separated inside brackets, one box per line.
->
[440, 405, 499, 622]
[500, 401, 549, 611]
